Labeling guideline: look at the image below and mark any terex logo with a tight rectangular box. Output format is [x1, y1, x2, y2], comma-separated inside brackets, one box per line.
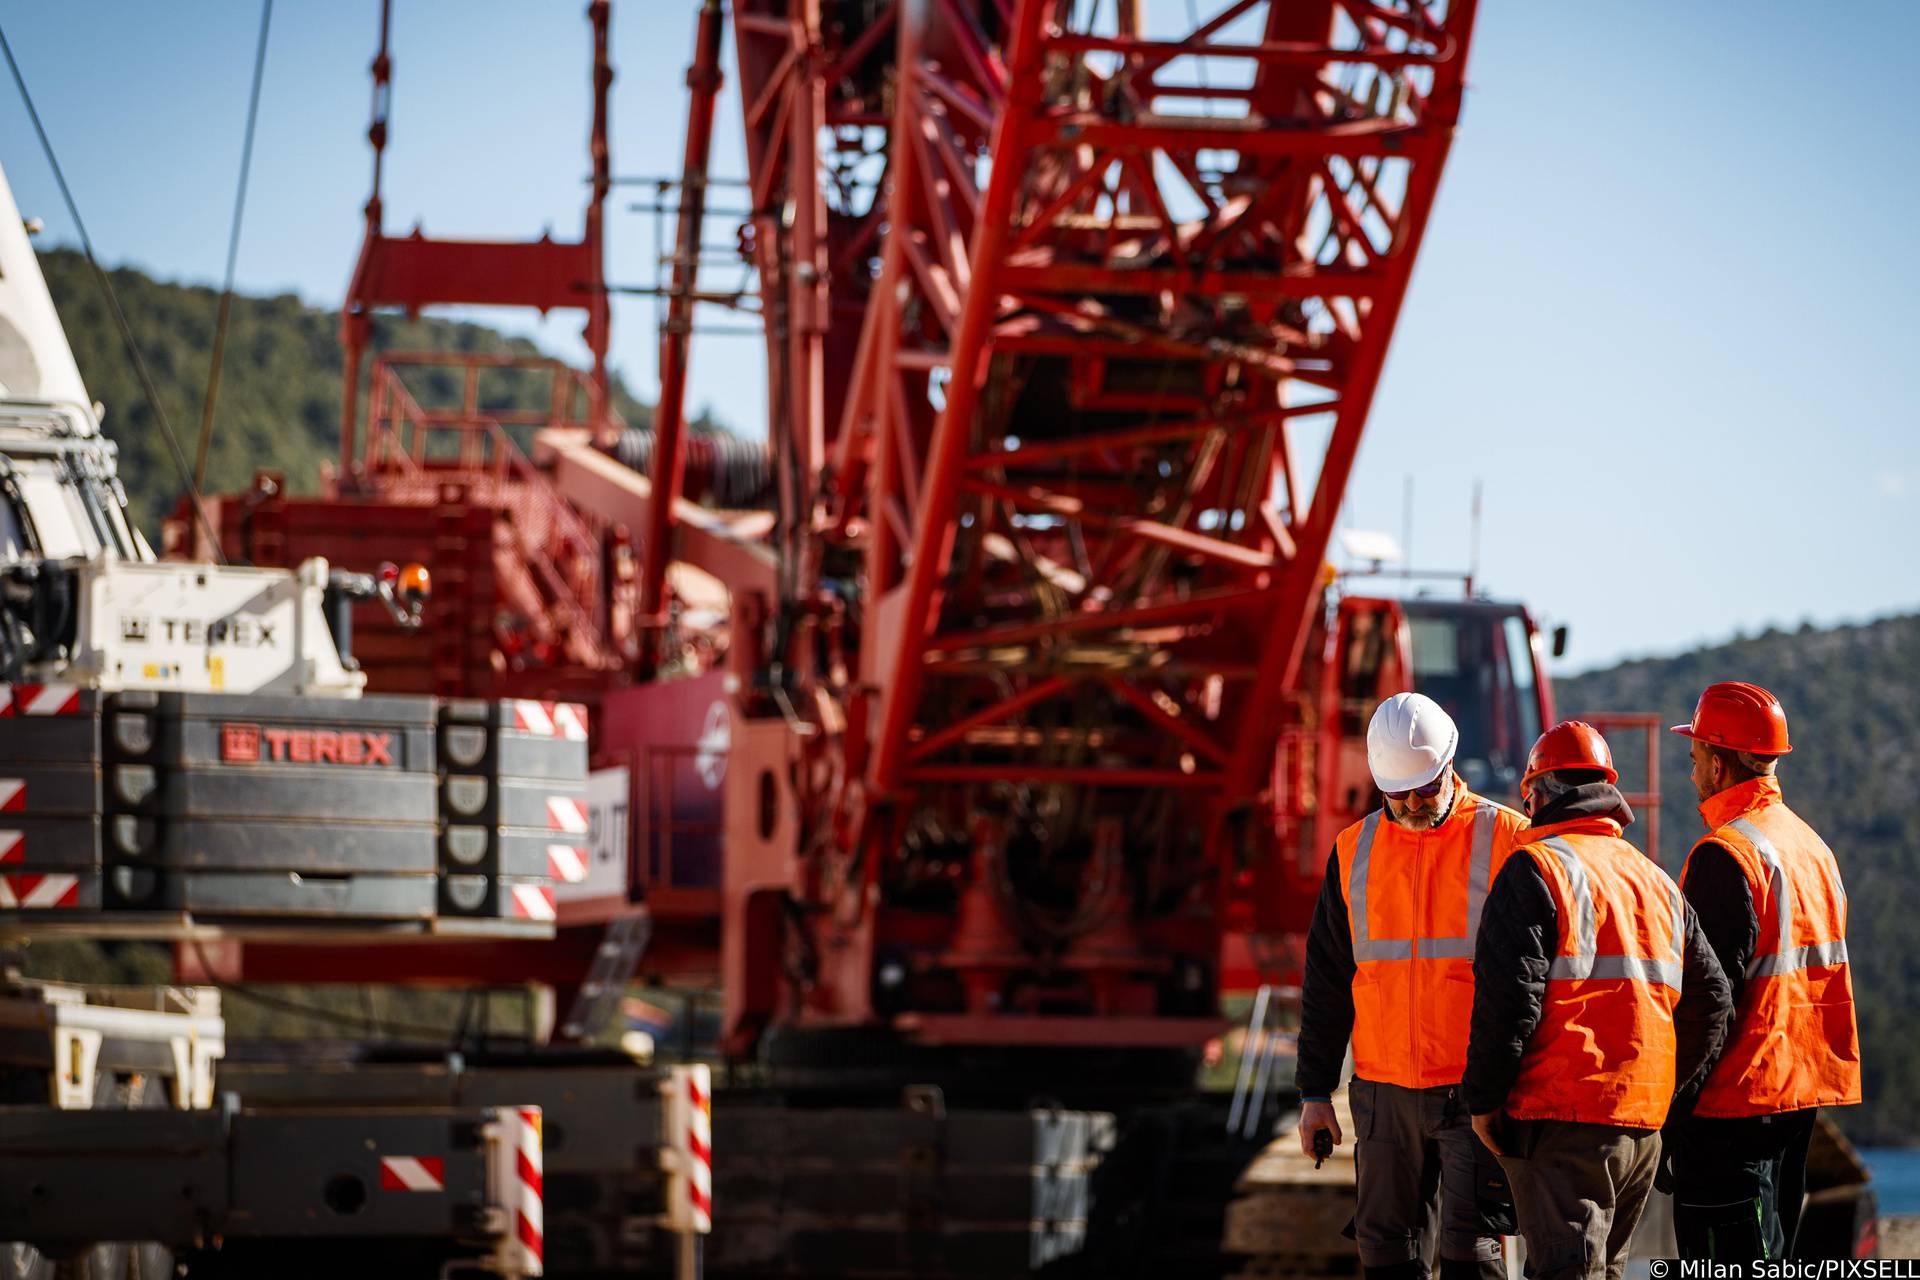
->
[220, 723, 260, 762]
[220, 722, 396, 767]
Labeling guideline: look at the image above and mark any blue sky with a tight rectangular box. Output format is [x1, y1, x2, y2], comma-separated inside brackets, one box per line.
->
[0, 2, 1913, 674]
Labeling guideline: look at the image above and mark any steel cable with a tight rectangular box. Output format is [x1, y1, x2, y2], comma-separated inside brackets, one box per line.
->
[194, 0, 275, 490]
[0, 20, 227, 561]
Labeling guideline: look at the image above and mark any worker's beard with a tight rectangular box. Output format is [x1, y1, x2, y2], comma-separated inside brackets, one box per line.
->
[1387, 777, 1455, 830]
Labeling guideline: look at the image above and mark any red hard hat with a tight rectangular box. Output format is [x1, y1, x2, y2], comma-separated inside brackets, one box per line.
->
[1669, 681, 1792, 755]
[1522, 721, 1618, 786]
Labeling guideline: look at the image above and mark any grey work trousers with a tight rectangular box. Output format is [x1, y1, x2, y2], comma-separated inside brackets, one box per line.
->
[1350, 1078, 1509, 1266]
[1494, 1117, 1661, 1280]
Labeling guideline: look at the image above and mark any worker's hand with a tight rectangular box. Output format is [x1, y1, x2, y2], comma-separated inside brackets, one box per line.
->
[1298, 1100, 1341, 1157]
[1470, 1110, 1505, 1157]
[1653, 1145, 1677, 1195]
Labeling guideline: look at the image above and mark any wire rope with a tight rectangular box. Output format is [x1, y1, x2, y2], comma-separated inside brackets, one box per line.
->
[0, 20, 226, 561]
[193, 0, 275, 490]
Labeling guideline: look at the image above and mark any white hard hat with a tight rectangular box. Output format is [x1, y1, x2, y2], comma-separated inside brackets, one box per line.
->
[1367, 692, 1459, 793]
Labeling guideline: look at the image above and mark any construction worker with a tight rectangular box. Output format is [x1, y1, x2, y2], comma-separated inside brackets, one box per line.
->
[1667, 682, 1860, 1260]
[1463, 722, 1733, 1280]
[1296, 692, 1529, 1280]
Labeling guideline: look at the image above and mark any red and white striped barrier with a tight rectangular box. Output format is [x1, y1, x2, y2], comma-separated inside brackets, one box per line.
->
[0, 872, 79, 909]
[378, 1156, 446, 1192]
[545, 797, 589, 836]
[0, 780, 24, 813]
[545, 844, 588, 884]
[509, 701, 588, 742]
[0, 684, 81, 716]
[510, 884, 557, 922]
[688, 1067, 713, 1234]
[0, 831, 22, 865]
[663, 1063, 714, 1236]
[513, 1107, 544, 1275]
[484, 1104, 544, 1276]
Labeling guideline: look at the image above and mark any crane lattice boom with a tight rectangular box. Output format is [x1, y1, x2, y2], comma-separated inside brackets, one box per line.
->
[720, 0, 1478, 1046]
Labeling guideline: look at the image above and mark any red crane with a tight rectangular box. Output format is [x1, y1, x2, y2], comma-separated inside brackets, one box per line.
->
[702, 0, 1481, 1053]
[199, 0, 1484, 1071]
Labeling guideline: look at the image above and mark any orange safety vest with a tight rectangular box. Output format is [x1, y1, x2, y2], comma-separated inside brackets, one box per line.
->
[1504, 818, 1684, 1129]
[1681, 776, 1861, 1117]
[1335, 782, 1528, 1090]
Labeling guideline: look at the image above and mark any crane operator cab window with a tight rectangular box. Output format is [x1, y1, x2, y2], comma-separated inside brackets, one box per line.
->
[1403, 603, 1544, 804]
[0, 433, 140, 564]
[0, 474, 28, 561]
[10, 463, 96, 559]
[1337, 604, 1393, 735]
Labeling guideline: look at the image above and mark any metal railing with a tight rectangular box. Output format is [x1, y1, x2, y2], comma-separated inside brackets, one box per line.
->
[1579, 711, 1666, 866]
[360, 353, 624, 671]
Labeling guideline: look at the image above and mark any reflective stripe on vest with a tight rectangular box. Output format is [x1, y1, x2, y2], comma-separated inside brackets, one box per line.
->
[1538, 836, 1685, 989]
[1349, 804, 1497, 963]
[1727, 817, 1850, 978]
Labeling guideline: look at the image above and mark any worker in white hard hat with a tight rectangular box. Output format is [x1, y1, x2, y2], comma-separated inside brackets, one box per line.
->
[1296, 692, 1530, 1280]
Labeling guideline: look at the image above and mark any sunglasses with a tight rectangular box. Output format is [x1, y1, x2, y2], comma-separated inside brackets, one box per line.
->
[1384, 776, 1448, 802]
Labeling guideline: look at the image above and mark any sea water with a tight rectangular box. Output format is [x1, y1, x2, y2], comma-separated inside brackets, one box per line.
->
[1863, 1147, 1920, 1217]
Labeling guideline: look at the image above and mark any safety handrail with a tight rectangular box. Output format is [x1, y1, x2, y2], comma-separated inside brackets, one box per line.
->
[358, 353, 626, 670]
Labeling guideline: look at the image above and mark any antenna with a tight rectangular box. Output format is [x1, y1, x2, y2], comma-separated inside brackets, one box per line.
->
[1467, 478, 1484, 596]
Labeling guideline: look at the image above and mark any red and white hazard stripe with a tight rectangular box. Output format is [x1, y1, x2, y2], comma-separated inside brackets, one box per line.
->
[509, 701, 588, 742]
[0, 780, 24, 813]
[0, 684, 81, 716]
[514, 1106, 544, 1273]
[687, 1066, 713, 1234]
[0, 873, 80, 909]
[378, 1156, 446, 1192]
[0, 831, 21, 865]
[545, 845, 588, 884]
[510, 884, 557, 922]
[545, 796, 589, 836]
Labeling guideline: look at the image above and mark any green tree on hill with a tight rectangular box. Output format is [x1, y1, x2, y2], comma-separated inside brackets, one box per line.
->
[37, 247, 660, 532]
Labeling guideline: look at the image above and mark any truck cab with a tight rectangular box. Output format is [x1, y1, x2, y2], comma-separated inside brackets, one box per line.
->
[0, 160, 371, 698]
[0, 403, 145, 565]
[1231, 589, 1558, 988]
[1326, 594, 1552, 812]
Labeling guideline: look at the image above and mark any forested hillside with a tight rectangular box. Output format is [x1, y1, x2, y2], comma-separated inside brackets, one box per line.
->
[1560, 613, 1920, 1144]
[38, 248, 658, 530]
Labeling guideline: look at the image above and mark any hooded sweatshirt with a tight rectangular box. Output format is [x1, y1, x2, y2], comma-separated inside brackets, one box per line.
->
[1461, 782, 1734, 1119]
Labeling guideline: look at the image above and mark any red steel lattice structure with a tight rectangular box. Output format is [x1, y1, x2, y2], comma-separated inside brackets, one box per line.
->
[717, 0, 1481, 1047]
[214, 1, 1483, 1053]
[338, 0, 616, 475]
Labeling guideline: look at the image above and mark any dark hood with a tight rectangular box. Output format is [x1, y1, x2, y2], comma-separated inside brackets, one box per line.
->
[1528, 780, 1635, 830]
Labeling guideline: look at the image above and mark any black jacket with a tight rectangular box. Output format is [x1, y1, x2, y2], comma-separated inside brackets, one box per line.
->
[1295, 842, 1358, 1099]
[1680, 841, 1759, 1014]
[1460, 784, 1735, 1118]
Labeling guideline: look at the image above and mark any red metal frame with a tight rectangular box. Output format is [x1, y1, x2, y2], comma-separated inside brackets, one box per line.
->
[338, 0, 615, 476]
[197, 3, 1487, 1056]
[358, 353, 624, 677]
[640, 0, 730, 665]
[1577, 711, 1665, 865]
[724, 0, 1481, 1047]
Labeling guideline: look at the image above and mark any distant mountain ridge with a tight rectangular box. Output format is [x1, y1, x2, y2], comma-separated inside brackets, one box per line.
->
[1559, 611, 1920, 1144]
[36, 247, 658, 530]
